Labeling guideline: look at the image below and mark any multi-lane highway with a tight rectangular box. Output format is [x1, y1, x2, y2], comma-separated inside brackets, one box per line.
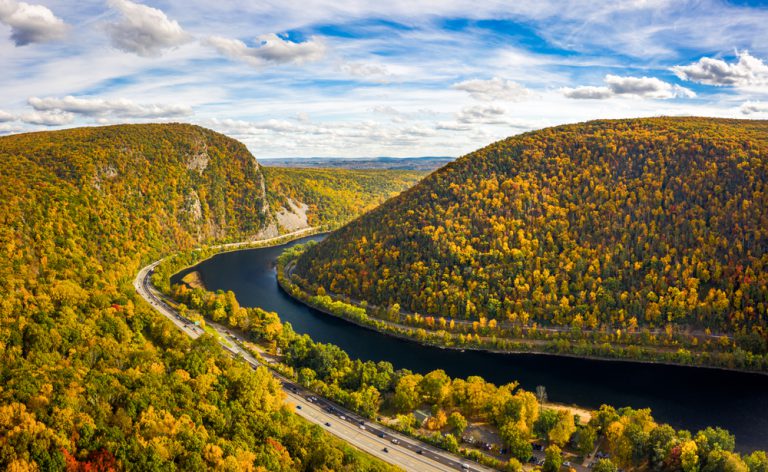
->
[134, 237, 495, 472]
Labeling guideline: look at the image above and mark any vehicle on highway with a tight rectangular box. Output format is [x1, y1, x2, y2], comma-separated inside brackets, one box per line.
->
[296, 405, 302, 409]
[416, 449, 423, 455]
[324, 422, 331, 427]
[378, 433, 385, 438]
[359, 425, 366, 430]
[383, 447, 388, 453]
[391, 439, 399, 444]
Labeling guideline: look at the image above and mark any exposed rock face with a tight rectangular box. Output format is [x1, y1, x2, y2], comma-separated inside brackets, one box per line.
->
[186, 142, 209, 175]
[92, 165, 119, 190]
[276, 198, 309, 231]
[254, 222, 279, 240]
[185, 189, 203, 222]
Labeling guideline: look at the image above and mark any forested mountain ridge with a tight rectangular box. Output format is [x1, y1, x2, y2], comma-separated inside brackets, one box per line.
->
[264, 166, 426, 230]
[0, 124, 393, 470]
[294, 117, 768, 356]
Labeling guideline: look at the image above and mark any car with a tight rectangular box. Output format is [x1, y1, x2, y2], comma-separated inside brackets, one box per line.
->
[324, 422, 331, 427]
[383, 447, 389, 453]
[391, 439, 399, 445]
[461, 464, 469, 470]
[359, 425, 366, 430]
[416, 449, 423, 455]
[564, 461, 572, 467]
[296, 405, 302, 409]
[339, 415, 346, 420]
[378, 433, 385, 438]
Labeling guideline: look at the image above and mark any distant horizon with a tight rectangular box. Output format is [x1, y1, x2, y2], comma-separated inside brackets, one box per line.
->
[258, 155, 455, 160]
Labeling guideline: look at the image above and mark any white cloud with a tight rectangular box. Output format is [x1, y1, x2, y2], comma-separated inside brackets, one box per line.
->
[672, 51, 768, 87]
[453, 77, 531, 101]
[740, 101, 768, 115]
[563, 74, 695, 99]
[0, 0, 67, 46]
[339, 62, 392, 82]
[28, 95, 192, 118]
[456, 105, 508, 124]
[0, 109, 14, 122]
[561, 86, 613, 99]
[204, 33, 325, 67]
[20, 110, 73, 126]
[106, 0, 190, 57]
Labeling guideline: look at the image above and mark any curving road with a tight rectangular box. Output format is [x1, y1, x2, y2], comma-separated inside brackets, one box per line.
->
[134, 232, 495, 472]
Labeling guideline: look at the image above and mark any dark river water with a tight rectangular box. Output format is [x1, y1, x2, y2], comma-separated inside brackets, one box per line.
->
[173, 235, 768, 452]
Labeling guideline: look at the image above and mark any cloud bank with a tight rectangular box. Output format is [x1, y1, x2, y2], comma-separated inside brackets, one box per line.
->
[28, 96, 193, 118]
[672, 51, 768, 88]
[563, 75, 695, 99]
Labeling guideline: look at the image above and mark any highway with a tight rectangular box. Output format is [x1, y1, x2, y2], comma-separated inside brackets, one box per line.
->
[134, 234, 495, 472]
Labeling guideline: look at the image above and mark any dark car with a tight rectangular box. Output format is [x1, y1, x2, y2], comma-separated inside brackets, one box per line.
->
[324, 422, 331, 427]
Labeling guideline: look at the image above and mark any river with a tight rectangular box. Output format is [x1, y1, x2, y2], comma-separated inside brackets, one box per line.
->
[173, 235, 768, 452]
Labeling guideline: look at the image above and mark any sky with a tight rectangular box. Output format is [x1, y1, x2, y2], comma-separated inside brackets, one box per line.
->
[1, 0, 768, 158]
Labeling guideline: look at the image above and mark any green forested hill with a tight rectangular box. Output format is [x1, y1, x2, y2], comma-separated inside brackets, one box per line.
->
[0, 124, 392, 470]
[294, 117, 768, 356]
[264, 166, 426, 230]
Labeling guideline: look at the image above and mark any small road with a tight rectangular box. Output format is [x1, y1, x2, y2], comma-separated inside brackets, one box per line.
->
[134, 233, 494, 472]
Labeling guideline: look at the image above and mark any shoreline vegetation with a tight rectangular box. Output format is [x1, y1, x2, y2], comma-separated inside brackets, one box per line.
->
[156, 234, 767, 471]
[278, 242, 768, 375]
[291, 118, 768, 378]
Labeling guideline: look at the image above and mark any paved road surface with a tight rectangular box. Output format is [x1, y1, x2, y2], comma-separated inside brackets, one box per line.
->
[134, 233, 495, 472]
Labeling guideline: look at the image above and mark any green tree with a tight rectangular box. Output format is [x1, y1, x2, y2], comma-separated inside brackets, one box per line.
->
[534, 409, 559, 441]
[544, 444, 563, 472]
[393, 374, 422, 413]
[500, 421, 533, 461]
[419, 370, 451, 405]
[447, 411, 468, 435]
[745, 451, 768, 472]
[549, 410, 576, 446]
[577, 425, 597, 457]
[593, 459, 617, 472]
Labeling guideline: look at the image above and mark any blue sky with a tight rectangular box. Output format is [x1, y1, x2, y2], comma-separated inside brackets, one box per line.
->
[1, 0, 767, 157]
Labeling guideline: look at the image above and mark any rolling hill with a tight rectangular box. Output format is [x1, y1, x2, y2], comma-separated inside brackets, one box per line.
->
[293, 117, 768, 364]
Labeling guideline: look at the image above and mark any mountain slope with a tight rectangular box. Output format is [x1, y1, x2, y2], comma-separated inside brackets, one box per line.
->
[294, 117, 768, 356]
[264, 166, 426, 230]
[0, 124, 392, 470]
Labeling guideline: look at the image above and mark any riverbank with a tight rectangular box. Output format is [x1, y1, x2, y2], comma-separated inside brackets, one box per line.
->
[161, 236, 768, 462]
[278, 247, 768, 376]
[165, 233, 768, 452]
